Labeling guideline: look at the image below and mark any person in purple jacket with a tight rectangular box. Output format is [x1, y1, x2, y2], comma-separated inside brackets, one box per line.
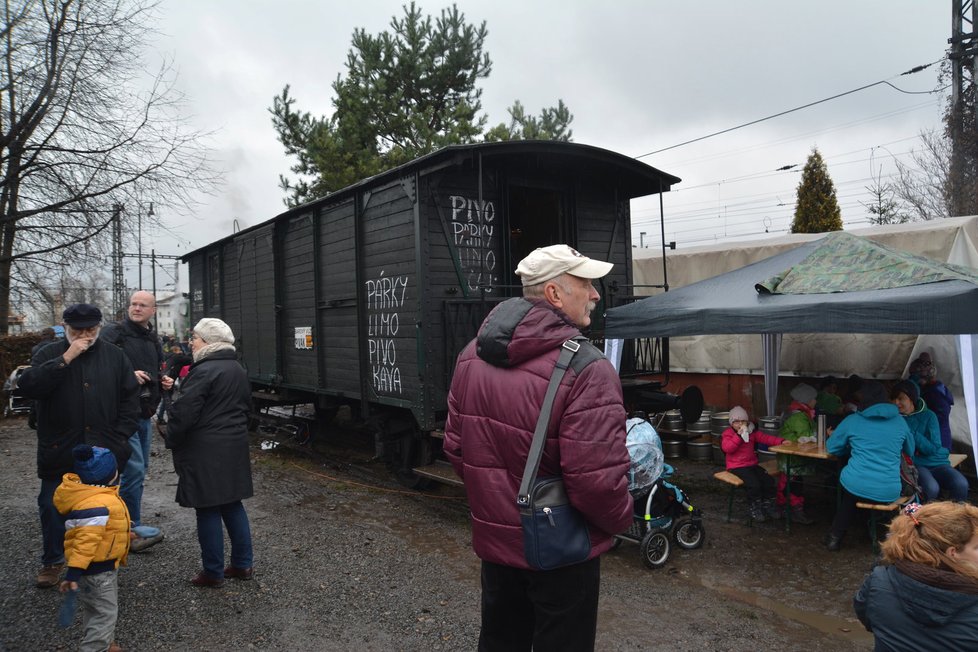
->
[910, 352, 955, 451]
[444, 244, 633, 652]
[721, 406, 786, 522]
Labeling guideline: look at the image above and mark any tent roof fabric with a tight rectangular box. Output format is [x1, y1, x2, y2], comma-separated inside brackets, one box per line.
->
[757, 231, 978, 294]
[605, 232, 978, 338]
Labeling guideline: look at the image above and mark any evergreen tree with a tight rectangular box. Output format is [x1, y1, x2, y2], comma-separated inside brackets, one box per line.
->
[862, 168, 908, 225]
[791, 148, 843, 233]
[270, 3, 572, 207]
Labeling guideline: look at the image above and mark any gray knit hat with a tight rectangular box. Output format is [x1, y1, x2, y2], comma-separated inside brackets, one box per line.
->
[729, 406, 749, 424]
[193, 318, 235, 344]
[790, 383, 817, 404]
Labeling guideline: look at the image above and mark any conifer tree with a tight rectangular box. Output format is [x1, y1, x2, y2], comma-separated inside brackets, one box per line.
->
[790, 148, 843, 233]
[270, 3, 573, 206]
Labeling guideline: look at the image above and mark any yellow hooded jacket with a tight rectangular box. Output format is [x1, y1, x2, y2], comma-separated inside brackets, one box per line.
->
[53, 473, 131, 575]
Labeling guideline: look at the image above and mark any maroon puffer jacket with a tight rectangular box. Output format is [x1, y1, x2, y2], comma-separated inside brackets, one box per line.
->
[444, 298, 633, 569]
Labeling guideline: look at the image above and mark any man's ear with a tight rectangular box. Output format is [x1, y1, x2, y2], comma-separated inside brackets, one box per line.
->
[543, 280, 562, 307]
[948, 546, 960, 560]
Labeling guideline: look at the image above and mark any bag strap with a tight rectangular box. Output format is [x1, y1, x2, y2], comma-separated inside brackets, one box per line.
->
[516, 337, 583, 507]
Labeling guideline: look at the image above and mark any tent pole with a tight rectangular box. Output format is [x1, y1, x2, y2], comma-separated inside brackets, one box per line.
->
[958, 334, 978, 478]
[762, 333, 782, 417]
[658, 179, 669, 291]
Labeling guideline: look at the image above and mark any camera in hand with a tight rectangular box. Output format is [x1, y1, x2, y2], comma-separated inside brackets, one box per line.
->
[139, 375, 157, 400]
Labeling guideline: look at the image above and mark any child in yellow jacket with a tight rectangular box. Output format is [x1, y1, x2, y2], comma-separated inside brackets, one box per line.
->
[54, 445, 131, 651]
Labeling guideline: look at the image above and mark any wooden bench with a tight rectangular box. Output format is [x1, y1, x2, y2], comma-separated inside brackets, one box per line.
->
[855, 456, 968, 553]
[856, 495, 911, 553]
[715, 460, 780, 523]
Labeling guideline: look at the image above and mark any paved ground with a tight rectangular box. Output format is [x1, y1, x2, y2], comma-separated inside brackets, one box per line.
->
[0, 416, 880, 651]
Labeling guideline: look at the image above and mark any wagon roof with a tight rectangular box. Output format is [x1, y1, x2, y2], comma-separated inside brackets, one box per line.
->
[183, 140, 679, 258]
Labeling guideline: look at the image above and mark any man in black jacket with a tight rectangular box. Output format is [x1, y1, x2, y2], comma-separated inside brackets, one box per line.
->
[19, 303, 140, 588]
[100, 290, 168, 552]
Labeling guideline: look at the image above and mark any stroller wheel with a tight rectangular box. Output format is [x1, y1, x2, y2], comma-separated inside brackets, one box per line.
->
[639, 528, 671, 569]
[673, 517, 706, 550]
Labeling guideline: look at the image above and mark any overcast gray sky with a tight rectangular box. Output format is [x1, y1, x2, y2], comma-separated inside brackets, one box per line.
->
[141, 0, 949, 288]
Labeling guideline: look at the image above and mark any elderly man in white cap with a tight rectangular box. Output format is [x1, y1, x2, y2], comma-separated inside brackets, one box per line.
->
[443, 245, 633, 651]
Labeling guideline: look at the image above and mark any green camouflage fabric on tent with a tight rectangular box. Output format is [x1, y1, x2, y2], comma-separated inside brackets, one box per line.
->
[756, 231, 978, 295]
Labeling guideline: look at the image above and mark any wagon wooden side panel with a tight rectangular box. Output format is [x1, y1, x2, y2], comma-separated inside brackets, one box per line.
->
[359, 179, 419, 411]
[278, 212, 318, 389]
[317, 198, 360, 398]
[235, 225, 277, 383]
[421, 166, 506, 418]
[221, 240, 240, 343]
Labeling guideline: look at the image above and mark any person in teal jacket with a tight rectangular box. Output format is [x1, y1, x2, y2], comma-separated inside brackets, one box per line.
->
[824, 381, 914, 551]
[891, 380, 969, 502]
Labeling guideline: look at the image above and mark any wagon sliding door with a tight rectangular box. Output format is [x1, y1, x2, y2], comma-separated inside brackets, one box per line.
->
[279, 212, 317, 390]
[358, 180, 419, 412]
[318, 199, 360, 397]
[236, 225, 277, 383]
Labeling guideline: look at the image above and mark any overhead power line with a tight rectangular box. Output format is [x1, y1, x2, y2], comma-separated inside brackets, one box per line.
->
[634, 60, 943, 160]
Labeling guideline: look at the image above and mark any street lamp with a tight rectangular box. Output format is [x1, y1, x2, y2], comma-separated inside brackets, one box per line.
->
[138, 202, 154, 289]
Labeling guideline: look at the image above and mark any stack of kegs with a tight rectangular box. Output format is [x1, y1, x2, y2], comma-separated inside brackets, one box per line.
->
[687, 437, 712, 462]
[661, 438, 686, 459]
[685, 412, 713, 463]
[710, 411, 730, 466]
[662, 410, 685, 432]
[756, 415, 783, 463]
[685, 414, 711, 435]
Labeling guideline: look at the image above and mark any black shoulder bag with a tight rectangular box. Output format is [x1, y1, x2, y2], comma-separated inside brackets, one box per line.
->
[517, 337, 592, 570]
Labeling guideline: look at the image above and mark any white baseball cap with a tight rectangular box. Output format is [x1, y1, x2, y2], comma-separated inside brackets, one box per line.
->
[515, 245, 614, 286]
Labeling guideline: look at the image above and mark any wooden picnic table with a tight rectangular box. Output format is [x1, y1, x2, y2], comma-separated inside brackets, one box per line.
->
[768, 441, 839, 532]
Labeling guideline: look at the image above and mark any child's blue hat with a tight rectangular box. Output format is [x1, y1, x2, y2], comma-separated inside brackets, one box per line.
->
[72, 445, 117, 485]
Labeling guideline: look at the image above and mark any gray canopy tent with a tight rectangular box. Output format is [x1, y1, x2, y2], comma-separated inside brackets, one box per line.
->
[604, 231, 978, 466]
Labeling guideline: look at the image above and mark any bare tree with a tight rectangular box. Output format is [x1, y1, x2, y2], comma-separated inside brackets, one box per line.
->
[0, 0, 214, 334]
[892, 129, 953, 221]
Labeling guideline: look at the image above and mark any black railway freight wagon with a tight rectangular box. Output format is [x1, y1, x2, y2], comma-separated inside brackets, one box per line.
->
[183, 141, 680, 485]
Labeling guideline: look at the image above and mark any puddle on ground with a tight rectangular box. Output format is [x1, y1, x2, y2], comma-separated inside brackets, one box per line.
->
[694, 574, 873, 644]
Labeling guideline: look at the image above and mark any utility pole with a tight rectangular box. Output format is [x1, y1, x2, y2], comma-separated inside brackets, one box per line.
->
[137, 202, 154, 289]
[949, 0, 978, 217]
[111, 205, 126, 318]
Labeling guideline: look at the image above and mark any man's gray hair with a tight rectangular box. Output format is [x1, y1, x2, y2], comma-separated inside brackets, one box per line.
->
[522, 274, 568, 298]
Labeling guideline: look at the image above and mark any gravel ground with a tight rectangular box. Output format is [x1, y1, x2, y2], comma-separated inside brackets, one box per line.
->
[0, 416, 878, 651]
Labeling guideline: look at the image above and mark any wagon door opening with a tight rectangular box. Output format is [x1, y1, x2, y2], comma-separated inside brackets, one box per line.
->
[507, 185, 567, 282]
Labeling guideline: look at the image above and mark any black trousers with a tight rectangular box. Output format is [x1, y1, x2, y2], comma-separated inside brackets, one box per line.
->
[478, 556, 601, 652]
[831, 486, 875, 538]
[730, 465, 776, 502]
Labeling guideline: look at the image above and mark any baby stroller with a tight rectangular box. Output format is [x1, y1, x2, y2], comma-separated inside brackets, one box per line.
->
[3, 365, 33, 418]
[614, 417, 705, 569]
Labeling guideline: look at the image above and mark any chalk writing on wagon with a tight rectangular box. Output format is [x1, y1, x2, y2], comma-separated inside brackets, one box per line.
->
[450, 194, 497, 292]
[365, 271, 409, 394]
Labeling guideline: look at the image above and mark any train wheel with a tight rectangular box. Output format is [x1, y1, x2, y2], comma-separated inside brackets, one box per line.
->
[673, 517, 705, 550]
[639, 528, 671, 569]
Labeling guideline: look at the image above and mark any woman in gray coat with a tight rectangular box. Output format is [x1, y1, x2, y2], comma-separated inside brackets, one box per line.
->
[166, 318, 254, 588]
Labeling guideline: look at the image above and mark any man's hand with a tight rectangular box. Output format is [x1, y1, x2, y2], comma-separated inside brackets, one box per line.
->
[134, 370, 152, 384]
[160, 375, 174, 391]
[59, 580, 78, 593]
[62, 338, 95, 364]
